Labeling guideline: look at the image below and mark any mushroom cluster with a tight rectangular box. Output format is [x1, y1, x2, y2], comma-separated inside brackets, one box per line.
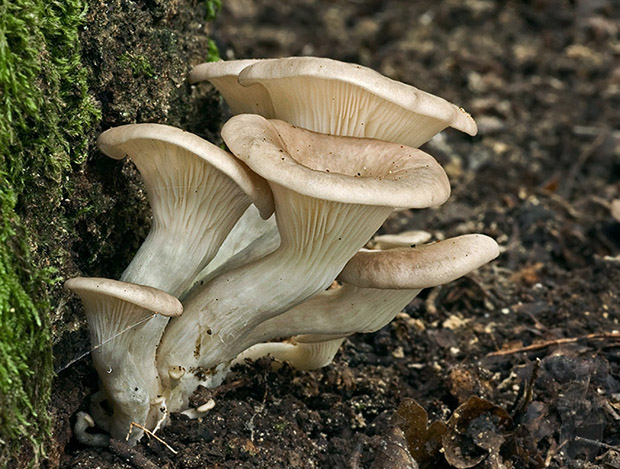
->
[66, 57, 499, 445]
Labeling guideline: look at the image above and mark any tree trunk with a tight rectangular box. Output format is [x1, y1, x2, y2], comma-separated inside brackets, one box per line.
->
[0, 1, 222, 466]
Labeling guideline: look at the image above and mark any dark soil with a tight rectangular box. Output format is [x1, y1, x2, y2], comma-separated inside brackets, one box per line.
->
[54, 0, 619, 468]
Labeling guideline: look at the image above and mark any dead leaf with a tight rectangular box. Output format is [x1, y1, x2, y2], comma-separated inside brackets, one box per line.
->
[396, 398, 447, 467]
[371, 425, 418, 469]
[442, 397, 512, 468]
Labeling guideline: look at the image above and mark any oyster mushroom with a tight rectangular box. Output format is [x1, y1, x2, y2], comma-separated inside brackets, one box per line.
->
[157, 114, 451, 411]
[64, 278, 182, 444]
[190, 57, 477, 146]
[237, 234, 499, 370]
[97, 123, 274, 295]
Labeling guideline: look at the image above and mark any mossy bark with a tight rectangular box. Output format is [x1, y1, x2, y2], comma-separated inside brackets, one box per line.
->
[0, 0, 222, 466]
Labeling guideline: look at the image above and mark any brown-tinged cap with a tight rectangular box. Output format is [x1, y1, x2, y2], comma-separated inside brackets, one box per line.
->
[65, 277, 183, 317]
[338, 234, 499, 289]
[222, 114, 450, 209]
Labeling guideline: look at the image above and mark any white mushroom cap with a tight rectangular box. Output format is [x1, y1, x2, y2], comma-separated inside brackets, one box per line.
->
[372, 230, 432, 250]
[64, 277, 183, 317]
[64, 277, 182, 444]
[237, 56, 477, 146]
[189, 59, 275, 117]
[98, 124, 273, 219]
[97, 124, 274, 296]
[222, 114, 451, 209]
[339, 234, 500, 289]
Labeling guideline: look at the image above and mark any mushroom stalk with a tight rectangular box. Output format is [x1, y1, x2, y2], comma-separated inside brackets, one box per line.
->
[118, 169, 252, 294]
[64, 278, 182, 444]
[185, 205, 278, 296]
[238, 283, 422, 347]
[190, 192, 391, 346]
[158, 193, 393, 410]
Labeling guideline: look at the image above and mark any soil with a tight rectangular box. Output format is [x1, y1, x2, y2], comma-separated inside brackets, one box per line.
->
[52, 0, 619, 468]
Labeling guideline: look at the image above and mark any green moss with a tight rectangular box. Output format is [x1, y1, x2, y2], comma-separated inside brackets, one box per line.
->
[0, 0, 222, 464]
[119, 52, 155, 79]
[0, 0, 100, 465]
[206, 38, 221, 62]
[205, 0, 222, 21]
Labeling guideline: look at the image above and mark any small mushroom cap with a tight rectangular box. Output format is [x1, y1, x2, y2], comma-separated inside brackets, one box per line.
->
[238, 56, 477, 144]
[189, 59, 275, 117]
[338, 234, 499, 289]
[222, 114, 450, 209]
[97, 123, 274, 219]
[372, 230, 432, 249]
[64, 277, 183, 317]
[189, 59, 263, 85]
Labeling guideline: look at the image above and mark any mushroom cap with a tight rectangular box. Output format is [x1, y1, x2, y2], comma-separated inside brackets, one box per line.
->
[237, 56, 477, 145]
[188, 59, 275, 117]
[97, 123, 274, 219]
[338, 234, 500, 289]
[64, 277, 183, 317]
[221, 114, 451, 209]
[372, 230, 432, 249]
[189, 59, 263, 84]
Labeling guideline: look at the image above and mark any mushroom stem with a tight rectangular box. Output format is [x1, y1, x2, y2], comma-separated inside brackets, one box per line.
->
[185, 205, 278, 297]
[193, 191, 392, 346]
[239, 283, 421, 347]
[64, 278, 182, 444]
[234, 338, 346, 371]
[183, 223, 281, 300]
[233, 284, 420, 371]
[118, 169, 251, 294]
[158, 195, 392, 411]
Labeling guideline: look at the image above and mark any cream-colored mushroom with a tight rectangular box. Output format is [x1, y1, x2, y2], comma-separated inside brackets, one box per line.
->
[190, 57, 477, 147]
[64, 277, 182, 444]
[98, 123, 273, 296]
[371, 230, 432, 250]
[236, 234, 499, 370]
[157, 114, 450, 411]
[189, 59, 275, 116]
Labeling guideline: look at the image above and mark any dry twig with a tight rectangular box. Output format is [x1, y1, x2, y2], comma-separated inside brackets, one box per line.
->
[127, 421, 178, 455]
[109, 439, 161, 469]
[487, 332, 620, 357]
